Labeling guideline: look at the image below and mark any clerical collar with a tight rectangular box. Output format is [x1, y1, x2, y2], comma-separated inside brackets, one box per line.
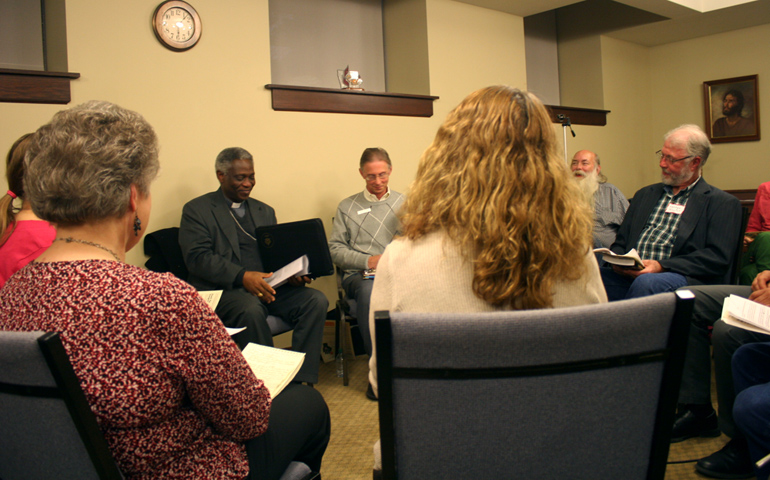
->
[220, 190, 242, 208]
[221, 191, 246, 217]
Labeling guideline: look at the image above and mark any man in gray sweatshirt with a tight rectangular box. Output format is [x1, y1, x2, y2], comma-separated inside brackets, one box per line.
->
[329, 148, 404, 398]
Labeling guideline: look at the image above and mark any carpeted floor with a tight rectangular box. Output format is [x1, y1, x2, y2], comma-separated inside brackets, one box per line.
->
[315, 355, 379, 480]
[315, 355, 754, 480]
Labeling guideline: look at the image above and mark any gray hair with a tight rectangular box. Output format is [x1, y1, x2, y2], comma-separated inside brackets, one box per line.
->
[592, 152, 608, 183]
[359, 147, 391, 168]
[216, 147, 253, 175]
[664, 124, 711, 167]
[24, 100, 159, 226]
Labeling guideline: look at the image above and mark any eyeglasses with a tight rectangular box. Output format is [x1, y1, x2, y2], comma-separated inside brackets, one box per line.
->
[365, 172, 390, 182]
[656, 150, 692, 165]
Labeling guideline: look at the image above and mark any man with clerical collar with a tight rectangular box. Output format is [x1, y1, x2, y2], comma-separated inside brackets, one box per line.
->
[571, 149, 628, 249]
[599, 124, 741, 301]
[329, 147, 404, 400]
[179, 147, 327, 384]
[713, 89, 755, 137]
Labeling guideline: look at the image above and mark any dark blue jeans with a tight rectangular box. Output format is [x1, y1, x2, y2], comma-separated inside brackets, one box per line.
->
[600, 267, 688, 301]
[733, 342, 770, 480]
[342, 273, 375, 356]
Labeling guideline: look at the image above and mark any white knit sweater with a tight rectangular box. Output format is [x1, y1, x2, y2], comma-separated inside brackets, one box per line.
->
[367, 230, 608, 395]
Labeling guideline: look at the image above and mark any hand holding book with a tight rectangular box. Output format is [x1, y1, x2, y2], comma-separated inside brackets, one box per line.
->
[593, 248, 644, 270]
[721, 295, 770, 335]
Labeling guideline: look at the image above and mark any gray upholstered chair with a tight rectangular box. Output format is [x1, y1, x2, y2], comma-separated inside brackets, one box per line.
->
[374, 291, 694, 480]
[0, 331, 123, 480]
[0, 330, 318, 480]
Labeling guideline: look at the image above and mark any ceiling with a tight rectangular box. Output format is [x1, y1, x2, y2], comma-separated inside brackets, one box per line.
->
[457, 0, 770, 46]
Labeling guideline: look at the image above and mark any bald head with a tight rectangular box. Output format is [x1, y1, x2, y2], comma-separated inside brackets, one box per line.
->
[571, 150, 600, 177]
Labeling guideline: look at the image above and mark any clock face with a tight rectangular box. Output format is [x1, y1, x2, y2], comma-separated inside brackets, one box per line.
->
[161, 7, 195, 43]
[153, 1, 202, 51]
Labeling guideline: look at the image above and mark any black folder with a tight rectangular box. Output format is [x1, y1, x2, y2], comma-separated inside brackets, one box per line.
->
[254, 218, 334, 278]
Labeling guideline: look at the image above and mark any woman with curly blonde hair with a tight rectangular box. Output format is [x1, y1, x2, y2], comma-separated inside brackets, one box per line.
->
[368, 85, 607, 402]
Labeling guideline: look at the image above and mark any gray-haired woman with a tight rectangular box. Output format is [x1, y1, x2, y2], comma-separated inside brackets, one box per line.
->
[0, 101, 329, 479]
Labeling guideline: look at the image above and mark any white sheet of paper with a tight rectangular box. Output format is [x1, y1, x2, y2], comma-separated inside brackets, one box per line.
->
[723, 295, 770, 333]
[265, 255, 310, 288]
[226, 327, 246, 336]
[727, 294, 770, 330]
[198, 290, 223, 310]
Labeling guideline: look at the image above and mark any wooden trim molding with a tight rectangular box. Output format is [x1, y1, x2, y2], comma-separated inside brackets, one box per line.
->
[725, 188, 757, 207]
[265, 84, 438, 117]
[263, 85, 606, 124]
[546, 105, 610, 126]
[0, 69, 80, 105]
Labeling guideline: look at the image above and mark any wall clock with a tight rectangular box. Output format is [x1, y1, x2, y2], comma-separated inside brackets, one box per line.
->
[152, 1, 202, 51]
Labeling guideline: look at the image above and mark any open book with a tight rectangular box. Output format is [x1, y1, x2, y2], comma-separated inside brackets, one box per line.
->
[265, 255, 310, 288]
[593, 248, 644, 270]
[721, 295, 770, 336]
[198, 290, 222, 310]
[241, 343, 305, 397]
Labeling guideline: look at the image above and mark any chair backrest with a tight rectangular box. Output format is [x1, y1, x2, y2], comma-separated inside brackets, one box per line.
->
[0, 331, 123, 480]
[375, 291, 694, 480]
[729, 205, 752, 284]
[144, 226, 188, 280]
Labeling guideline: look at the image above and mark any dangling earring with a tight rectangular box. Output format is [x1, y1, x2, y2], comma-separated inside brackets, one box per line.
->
[133, 214, 141, 236]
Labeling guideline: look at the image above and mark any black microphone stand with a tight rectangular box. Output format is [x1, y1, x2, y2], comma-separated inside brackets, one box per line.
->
[557, 114, 576, 164]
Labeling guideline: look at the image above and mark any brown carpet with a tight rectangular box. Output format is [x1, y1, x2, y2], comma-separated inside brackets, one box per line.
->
[315, 355, 379, 480]
[314, 355, 754, 480]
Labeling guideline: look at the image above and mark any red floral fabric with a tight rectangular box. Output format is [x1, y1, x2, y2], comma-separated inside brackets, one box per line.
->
[0, 260, 271, 479]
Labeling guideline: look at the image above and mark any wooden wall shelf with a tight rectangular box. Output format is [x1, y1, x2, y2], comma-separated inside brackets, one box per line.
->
[546, 105, 610, 126]
[265, 85, 607, 126]
[265, 84, 438, 117]
[0, 69, 80, 104]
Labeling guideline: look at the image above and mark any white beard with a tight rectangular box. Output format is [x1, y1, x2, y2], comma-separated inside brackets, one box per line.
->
[661, 166, 695, 187]
[575, 169, 600, 206]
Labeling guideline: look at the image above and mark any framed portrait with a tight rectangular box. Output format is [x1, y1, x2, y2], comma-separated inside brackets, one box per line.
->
[703, 74, 760, 143]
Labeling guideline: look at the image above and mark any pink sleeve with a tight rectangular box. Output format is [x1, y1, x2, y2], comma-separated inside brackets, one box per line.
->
[747, 183, 770, 232]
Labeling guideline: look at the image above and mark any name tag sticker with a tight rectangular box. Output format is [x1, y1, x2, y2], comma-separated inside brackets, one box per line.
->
[357, 208, 372, 215]
[665, 203, 685, 215]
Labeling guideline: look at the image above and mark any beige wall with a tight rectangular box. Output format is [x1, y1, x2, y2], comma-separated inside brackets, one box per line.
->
[384, 0, 430, 95]
[560, 36, 653, 197]
[1, 0, 767, 302]
[0, 0, 527, 302]
[558, 34, 605, 109]
[560, 23, 769, 199]
[426, 0, 527, 110]
[649, 23, 770, 192]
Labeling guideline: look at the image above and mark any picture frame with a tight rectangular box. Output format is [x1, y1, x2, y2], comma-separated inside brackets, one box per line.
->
[703, 74, 760, 143]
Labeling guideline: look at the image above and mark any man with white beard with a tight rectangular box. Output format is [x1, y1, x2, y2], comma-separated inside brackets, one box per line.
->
[598, 124, 741, 301]
[571, 150, 628, 248]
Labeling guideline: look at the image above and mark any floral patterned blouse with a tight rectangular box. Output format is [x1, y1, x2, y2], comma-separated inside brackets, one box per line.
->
[0, 260, 271, 479]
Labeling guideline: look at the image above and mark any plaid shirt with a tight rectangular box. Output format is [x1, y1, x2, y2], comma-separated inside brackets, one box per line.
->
[636, 177, 701, 261]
